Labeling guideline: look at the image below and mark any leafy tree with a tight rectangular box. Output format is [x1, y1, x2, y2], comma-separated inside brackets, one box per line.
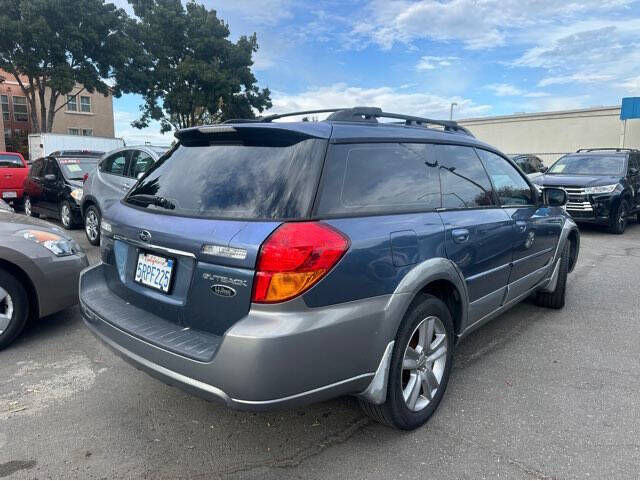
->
[0, 0, 132, 133]
[121, 0, 272, 133]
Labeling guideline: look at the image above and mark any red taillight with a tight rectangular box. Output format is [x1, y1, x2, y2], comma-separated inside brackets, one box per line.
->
[251, 222, 350, 303]
[83, 173, 89, 184]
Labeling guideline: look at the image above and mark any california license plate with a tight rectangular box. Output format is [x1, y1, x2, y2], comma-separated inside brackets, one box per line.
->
[134, 252, 174, 293]
[2, 191, 17, 198]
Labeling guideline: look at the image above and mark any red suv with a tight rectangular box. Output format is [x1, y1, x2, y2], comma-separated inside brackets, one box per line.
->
[0, 151, 29, 204]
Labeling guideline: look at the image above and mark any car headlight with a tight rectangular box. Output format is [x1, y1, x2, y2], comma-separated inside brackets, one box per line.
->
[584, 184, 618, 194]
[100, 219, 112, 234]
[19, 230, 79, 257]
[70, 188, 83, 203]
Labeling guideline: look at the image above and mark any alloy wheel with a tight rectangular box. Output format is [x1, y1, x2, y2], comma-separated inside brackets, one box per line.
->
[619, 205, 627, 230]
[401, 316, 448, 412]
[24, 198, 31, 216]
[61, 204, 71, 227]
[85, 210, 99, 242]
[0, 286, 14, 334]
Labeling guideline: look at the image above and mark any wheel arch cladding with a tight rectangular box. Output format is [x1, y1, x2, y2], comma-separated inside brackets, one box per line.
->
[392, 257, 469, 337]
[420, 279, 464, 336]
[567, 229, 579, 273]
[0, 259, 38, 320]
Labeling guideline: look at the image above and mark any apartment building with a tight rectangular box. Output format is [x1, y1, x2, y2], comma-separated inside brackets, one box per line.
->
[0, 69, 115, 156]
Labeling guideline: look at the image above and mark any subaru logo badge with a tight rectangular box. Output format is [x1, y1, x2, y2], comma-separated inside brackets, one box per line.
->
[212, 284, 236, 298]
[139, 230, 152, 242]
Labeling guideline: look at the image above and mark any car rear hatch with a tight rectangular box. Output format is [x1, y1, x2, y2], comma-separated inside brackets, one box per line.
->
[0, 153, 27, 193]
[98, 123, 331, 344]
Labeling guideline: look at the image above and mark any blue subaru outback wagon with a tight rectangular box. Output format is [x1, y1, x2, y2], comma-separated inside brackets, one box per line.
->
[80, 107, 579, 430]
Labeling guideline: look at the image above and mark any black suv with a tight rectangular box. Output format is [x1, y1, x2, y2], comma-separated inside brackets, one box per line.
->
[23, 151, 103, 229]
[534, 148, 640, 234]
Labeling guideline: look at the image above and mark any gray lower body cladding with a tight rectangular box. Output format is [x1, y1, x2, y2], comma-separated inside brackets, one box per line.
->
[80, 263, 401, 410]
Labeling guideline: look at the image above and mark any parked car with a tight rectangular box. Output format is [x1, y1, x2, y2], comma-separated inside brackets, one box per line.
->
[534, 148, 640, 234]
[23, 151, 102, 229]
[0, 208, 88, 349]
[80, 107, 579, 430]
[0, 151, 29, 205]
[511, 154, 547, 180]
[81, 145, 168, 245]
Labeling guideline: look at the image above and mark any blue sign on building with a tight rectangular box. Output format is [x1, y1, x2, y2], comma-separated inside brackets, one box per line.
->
[620, 97, 640, 120]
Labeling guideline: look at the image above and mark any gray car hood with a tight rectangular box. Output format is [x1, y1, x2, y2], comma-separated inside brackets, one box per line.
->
[0, 211, 68, 236]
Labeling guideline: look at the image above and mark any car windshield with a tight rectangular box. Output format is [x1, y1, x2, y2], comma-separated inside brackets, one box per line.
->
[57, 158, 99, 180]
[0, 154, 24, 168]
[547, 154, 626, 175]
[125, 138, 327, 219]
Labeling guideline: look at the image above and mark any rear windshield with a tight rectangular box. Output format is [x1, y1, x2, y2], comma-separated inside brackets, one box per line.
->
[548, 154, 626, 175]
[58, 158, 99, 180]
[125, 139, 327, 220]
[0, 154, 24, 168]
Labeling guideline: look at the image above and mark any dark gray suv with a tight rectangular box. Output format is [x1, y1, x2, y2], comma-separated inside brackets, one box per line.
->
[80, 107, 579, 430]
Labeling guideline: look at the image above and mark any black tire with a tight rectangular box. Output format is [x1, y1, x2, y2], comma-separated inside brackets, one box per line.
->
[59, 200, 75, 229]
[536, 241, 569, 309]
[610, 199, 630, 235]
[359, 294, 455, 430]
[0, 269, 29, 350]
[23, 196, 38, 218]
[84, 205, 101, 246]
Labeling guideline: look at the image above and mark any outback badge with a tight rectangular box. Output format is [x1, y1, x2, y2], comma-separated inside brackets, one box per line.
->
[211, 284, 236, 298]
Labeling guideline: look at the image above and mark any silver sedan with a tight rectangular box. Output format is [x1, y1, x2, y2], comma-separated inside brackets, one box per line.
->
[0, 209, 88, 349]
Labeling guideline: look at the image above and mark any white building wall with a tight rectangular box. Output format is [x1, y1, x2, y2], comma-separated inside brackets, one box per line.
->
[458, 106, 640, 165]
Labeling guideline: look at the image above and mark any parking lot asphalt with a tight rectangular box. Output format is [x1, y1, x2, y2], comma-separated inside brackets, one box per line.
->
[1, 214, 640, 479]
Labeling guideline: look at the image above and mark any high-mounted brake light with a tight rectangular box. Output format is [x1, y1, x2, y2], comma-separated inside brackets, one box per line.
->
[252, 222, 350, 303]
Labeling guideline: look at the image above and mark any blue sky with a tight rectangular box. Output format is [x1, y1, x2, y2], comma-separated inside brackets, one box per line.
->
[112, 0, 640, 144]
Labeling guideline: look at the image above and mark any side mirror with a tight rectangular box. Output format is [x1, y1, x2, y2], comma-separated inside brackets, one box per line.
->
[540, 166, 548, 173]
[44, 174, 57, 183]
[544, 187, 568, 207]
[137, 172, 145, 180]
[630, 167, 639, 177]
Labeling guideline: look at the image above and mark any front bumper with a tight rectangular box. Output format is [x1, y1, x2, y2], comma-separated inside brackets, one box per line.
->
[80, 263, 392, 410]
[36, 251, 89, 317]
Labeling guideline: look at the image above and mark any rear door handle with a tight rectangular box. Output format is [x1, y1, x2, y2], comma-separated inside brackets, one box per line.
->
[516, 221, 528, 232]
[452, 228, 470, 244]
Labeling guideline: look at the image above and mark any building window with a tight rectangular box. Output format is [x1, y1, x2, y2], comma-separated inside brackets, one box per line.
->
[67, 95, 77, 112]
[1, 95, 8, 121]
[13, 96, 28, 122]
[80, 96, 91, 112]
[68, 128, 80, 135]
[82, 129, 93, 136]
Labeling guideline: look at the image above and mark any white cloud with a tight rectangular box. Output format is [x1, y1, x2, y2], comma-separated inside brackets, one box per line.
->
[266, 83, 491, 120]
[484, 83, 549, 98]
[618, 76, 640, 93]
[350, 0, 635, 50]
[113, 110, 173, 146]
[538, 73, 615, 87]
[416, 56, 459, 70]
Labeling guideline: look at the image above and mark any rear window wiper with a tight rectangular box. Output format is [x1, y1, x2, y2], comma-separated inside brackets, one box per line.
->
[127, 194, 175, 210]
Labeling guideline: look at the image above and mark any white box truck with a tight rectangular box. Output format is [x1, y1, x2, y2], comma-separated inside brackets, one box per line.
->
[28, 133, 125, 159]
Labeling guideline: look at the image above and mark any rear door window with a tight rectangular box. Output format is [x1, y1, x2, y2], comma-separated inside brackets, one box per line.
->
[30, 159, 44, 177]
[435, 144, 495, 209]
[129, 150, 154, 178]
[101, 151, 128, 176]
[476, 149, 533, 206]
[125, 138, 327, 220]
[315, 143, 441, 215]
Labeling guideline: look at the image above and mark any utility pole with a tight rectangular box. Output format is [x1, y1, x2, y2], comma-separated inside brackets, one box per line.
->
[449, 102, 458, 121]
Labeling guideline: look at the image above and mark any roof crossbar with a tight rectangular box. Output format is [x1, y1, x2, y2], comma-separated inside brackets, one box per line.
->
[224, 106, 474, 136]
[576, 148, 639, 153]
